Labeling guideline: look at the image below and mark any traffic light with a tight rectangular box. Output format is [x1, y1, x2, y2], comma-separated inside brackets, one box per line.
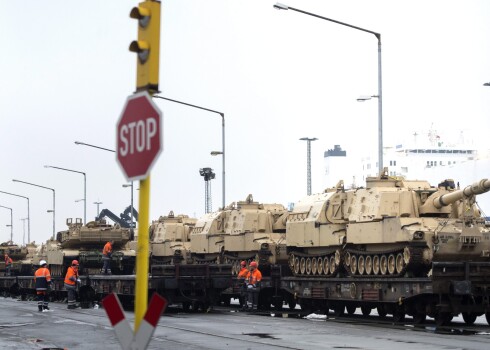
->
[129, 1, 161, 93]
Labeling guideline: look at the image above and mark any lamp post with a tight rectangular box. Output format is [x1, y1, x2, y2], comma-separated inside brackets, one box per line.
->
[0, 205, 13, 242]
[94, 201, 103, 218]
[45, 165, 86, 224]
[0, 191, 30, 243]
[74, 141, 135, 221]
[299, 137, 318, 195]
[122, 184, 134, 229]
[152, 95, 226, 209]
[274, 3, 384, 175]
[12, 179, 56, 239]
[20, 218, 28, 245]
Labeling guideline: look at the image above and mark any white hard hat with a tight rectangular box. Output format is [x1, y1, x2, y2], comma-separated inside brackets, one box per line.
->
[40, 260, 47, 266]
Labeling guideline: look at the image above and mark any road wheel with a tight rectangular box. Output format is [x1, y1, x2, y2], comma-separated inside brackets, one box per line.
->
[380, 255, 388, 275]
[372, 255, 380, 275]
[387, 254, 396, 275]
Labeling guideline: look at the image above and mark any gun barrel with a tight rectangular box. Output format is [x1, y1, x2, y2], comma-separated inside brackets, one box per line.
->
[434, 179, 490, 209]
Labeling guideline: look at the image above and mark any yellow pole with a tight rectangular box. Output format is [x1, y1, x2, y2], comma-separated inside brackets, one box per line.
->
[134, 175, 150, 331]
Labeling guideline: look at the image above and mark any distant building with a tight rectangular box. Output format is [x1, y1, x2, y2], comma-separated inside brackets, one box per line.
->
[322, 128, 490, 214]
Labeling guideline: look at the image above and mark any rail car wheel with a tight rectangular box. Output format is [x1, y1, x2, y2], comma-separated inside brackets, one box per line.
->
[377, 306, 387, 318]
[358, 256, 365, 275]
[350, 255, 357, 275]
[300, 257, 306, 275]
[435, 312, 452, 326]
[413, 312, 426, 325]
[387, 254, 396, 275]
[462, 312, 477, 325]
[346, 305, 356, 315]
[333, 304, 344, 317]
[372, 255, 380, 275]
[485, 312, 490, 325]
[311, 257, 318, 275]
[380, 255, 388, 275]
[294, 257, 300, 275]
[361, 306, 371, 316]
[365, 256, 372, 275]
[306, 258, 312, 275]
[317, 257, 323, 275]
[329, 256, 336, 274]
[395, 253, 404, 274]
[323, 258, 330, 275]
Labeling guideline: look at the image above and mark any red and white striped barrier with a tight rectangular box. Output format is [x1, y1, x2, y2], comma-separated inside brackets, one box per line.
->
[103, 293, 167, 350]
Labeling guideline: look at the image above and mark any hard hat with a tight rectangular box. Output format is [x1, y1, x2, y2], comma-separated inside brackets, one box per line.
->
[72, 260, 79, 266]
[250, 261, 258, 268]
[240, 261, 247, 267]
[39, 260, 47, 266]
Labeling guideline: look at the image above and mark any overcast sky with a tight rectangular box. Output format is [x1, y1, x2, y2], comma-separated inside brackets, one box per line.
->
[1, 0, 489, 245]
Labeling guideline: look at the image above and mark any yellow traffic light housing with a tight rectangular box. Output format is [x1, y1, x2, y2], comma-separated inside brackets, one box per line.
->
[129, 1, 161, 93]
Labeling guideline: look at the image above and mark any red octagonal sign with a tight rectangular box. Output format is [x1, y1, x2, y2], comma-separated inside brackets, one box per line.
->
[116, 92, 163, 181]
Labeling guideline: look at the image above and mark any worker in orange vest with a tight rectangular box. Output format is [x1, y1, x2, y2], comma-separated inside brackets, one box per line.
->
[34, 260, 52, 312]
[4, 253, 13, 276]
[64, 260, 81, 309]
[237, 261, 249, 306]
[101, 240, 114, 275]
[244, 261, 262, 311]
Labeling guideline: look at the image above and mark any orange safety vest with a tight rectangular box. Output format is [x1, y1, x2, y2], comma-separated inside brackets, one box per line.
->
[238, 267, 249, 279]
[102, 242, 112, 256]
[64, 266, 79, 286]
[34, 267, 52, 290]
[5, 257, 13, 266]
[245, 269, 262, 285]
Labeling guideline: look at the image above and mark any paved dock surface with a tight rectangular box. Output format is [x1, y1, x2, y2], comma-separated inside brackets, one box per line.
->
[1, 297, 489, 349]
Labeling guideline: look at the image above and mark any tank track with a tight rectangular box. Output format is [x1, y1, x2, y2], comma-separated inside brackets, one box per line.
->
[223, 254, 257, 275]
[288, 249, 342, 277]
[343, 245, 429, 278]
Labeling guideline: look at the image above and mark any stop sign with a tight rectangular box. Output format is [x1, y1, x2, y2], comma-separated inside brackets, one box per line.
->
[116, 92, 163, 181]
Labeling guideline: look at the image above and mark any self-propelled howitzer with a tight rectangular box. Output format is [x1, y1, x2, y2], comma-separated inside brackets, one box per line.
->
[286, 170, 490, 278]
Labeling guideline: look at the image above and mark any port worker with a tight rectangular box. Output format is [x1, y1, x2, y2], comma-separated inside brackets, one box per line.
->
[245, 261, 262, 311]
[64, 260, 81, 309]
[237, 261, 248, 306]
[4, 253, 13, 276]
[34, 260, 52, 312]
[102, 240, 114, 275]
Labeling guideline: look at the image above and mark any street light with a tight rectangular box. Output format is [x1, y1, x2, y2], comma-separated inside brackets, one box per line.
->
[0, 191, 30, 243]
[0, 205, 13, 242]
[152, 95, 226, 209]
[74, 141, 135, 222]
[12, 179, 56, 239]
[122, 184, 135, 230]
[94, 201, 103, 218]
[20, 218, 28, 245]
[45, 165, 86, 224]
[274, 3, 384, 175]
[299, 137, 318, 195]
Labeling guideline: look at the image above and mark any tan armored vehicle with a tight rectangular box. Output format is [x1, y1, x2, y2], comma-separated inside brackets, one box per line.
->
[190, 195, 289, 275]
[149, 211, 197, 265]
[287, 169, 490, 277]
[47, 218, 135, 276]
[1, 241, 32, 275]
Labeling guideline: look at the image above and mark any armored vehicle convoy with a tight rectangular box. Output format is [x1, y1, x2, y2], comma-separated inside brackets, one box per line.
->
[47, 218, 135, 276]
[0, 241, 33, 275]
[190, 195, 289, 275]
[287, 170, 490, 278]
[149, 211, 197, 265]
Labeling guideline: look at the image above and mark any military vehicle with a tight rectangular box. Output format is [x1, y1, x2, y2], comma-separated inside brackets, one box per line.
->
[190, 195, 289, 275]
[0, 241, 32, 275]
[149, 211, 197, 266]
[287, 169, 490, 277]
[47, 218, 135, 276]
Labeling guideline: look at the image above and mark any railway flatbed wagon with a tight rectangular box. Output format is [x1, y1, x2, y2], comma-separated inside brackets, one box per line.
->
[279, 261, 490, 326]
